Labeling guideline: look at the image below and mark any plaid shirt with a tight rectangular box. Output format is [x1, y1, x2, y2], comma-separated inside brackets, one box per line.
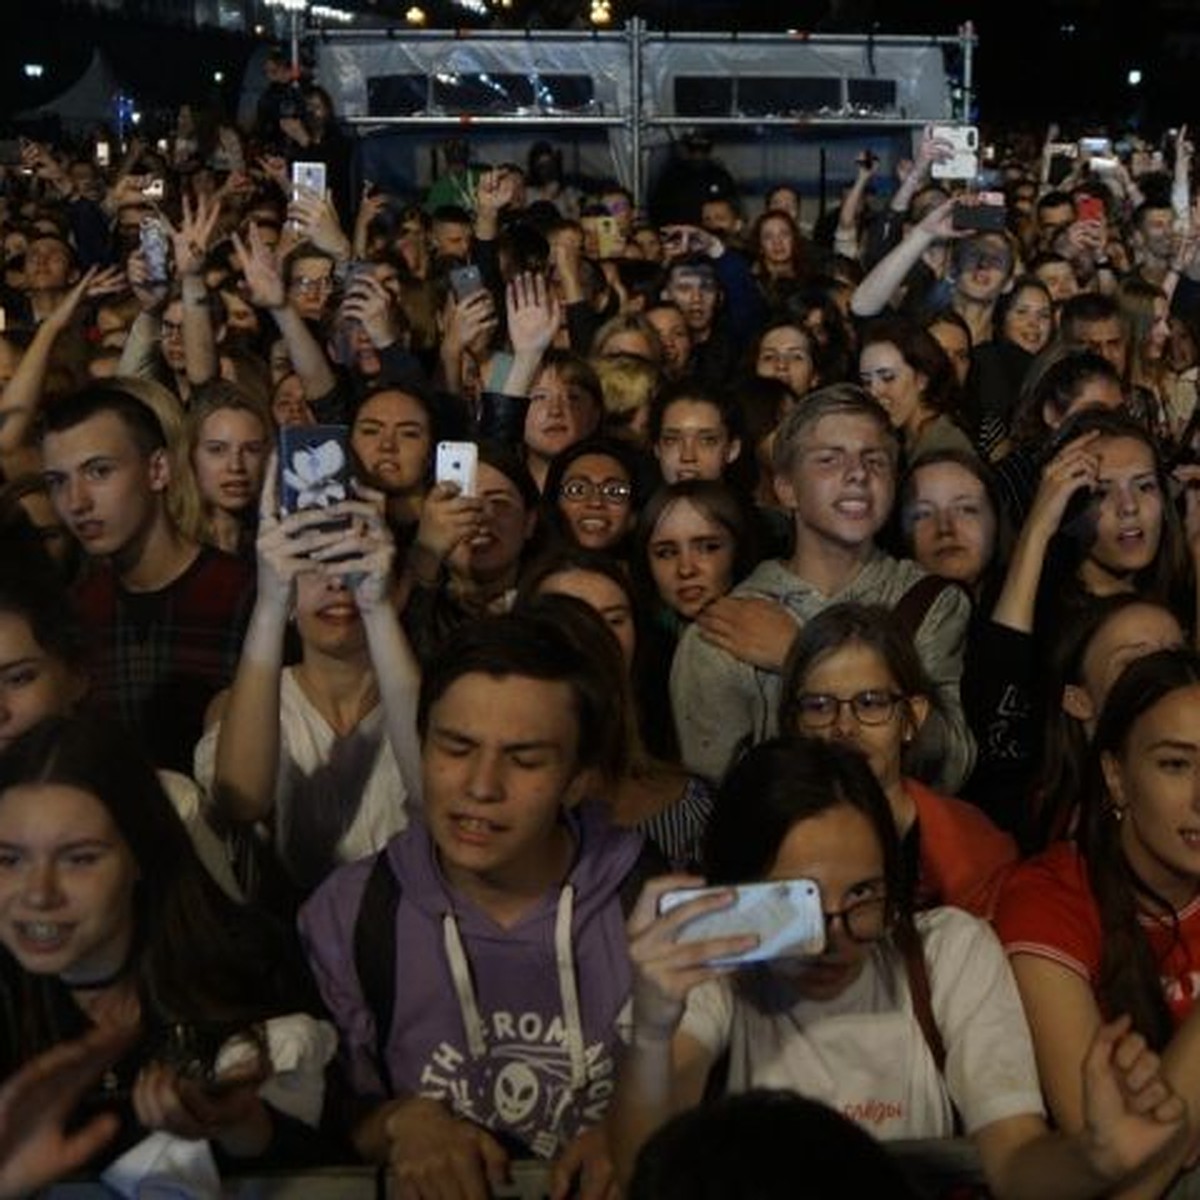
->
[74, 546, 255, 773]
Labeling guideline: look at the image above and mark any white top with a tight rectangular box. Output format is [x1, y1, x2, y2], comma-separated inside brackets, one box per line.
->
[194, 667, 410, 890]
[680, 906, 1043, 1141]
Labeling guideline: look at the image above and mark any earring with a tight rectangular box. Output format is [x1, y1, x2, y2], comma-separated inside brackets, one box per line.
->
[1110, 805, 1125, 823]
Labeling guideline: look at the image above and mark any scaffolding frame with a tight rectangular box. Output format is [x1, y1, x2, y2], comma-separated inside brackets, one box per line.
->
[316, 19, 977, 203]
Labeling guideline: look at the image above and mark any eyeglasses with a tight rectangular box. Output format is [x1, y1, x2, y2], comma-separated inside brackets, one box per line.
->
[560, 479, 632, 505]
[160, 320, 184, 338]
[792, 689, 905, 728]
[824, 895, 889, 943]
[291, 275, 333, 294]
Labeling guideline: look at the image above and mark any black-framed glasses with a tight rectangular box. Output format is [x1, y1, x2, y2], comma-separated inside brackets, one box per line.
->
[825, 895, 889, 943]
[792, 689, 905, 728]
[560, 479, 632, 505]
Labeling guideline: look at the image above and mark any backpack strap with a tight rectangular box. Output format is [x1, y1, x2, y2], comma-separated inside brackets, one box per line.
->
[898, 927, 947, 1074]
[353, 849, 401, 1096]
[892, 574, 956, 641]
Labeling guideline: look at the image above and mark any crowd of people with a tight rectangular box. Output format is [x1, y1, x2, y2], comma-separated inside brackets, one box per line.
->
[5, 69, 1200, 1197]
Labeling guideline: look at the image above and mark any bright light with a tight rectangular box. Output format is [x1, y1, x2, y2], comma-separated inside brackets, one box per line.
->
[453, 0, 489, 13]
[590, 0, 612, 24]
[254, 22, 265, 34]
[23, 64, 44, 79]
[213, 70, 225, 83]
[131, 111, 142, 125]
[406, 5, 426, 23]
[263, 0, 307, 11]
[310, 4, 355, 20]
[1128, 68, 1143, 86]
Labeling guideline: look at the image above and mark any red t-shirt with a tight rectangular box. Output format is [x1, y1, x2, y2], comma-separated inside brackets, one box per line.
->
[993, 842, 1200, 1026]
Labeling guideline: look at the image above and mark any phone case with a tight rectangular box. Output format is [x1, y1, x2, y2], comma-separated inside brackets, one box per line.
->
[292, 160, 327, 197]
[659, 879, 826, 965]
[930, 124, 980, 181]
[449, 264, 484, 302]
[140, 217, 170, 283]
[436, 441, 478, 497]
[279, 425, 351, 515]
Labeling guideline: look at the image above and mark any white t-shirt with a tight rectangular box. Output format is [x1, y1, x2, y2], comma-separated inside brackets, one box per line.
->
[680, 906, 1043, 1141]
[194, 667, 409, 890]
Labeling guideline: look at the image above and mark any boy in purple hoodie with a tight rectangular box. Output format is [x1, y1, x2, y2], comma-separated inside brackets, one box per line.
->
[299, 612, 645, 1198]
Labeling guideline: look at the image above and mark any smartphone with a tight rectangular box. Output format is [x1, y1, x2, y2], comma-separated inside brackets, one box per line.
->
[140, 216, 170, 283]
[448, 263, 485, 303]
[291, 159, 327, 199]
[436, 440, 478, 497]
[929, 124, 979, 181]
[1079, 136, 1113, 157]
[594, 215, 625, 259]
[951, 192, 1007, 233]
[279, 425, 351, 515]
[142, 177, 164, 200]
[1076, 194, 1106, 224]
[96, 141, 111, 168]
[1047, 141, 1079, 160]
[658, 879, 826, 966]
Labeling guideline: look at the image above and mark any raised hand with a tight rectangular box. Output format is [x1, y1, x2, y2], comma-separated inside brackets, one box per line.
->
[231, 223, 286, 312]
[288, 186, 351, 260]
[307, 497, 398, 615]
[341, 272, 399, 349]
[164, 192, 222, 278]
[625, 876, 754, 1041]
[0, 1027, 131, 1199]
[1027, 430, 1102, 536]
[476, 167, 519, 221]
[507, 271, 561, 358]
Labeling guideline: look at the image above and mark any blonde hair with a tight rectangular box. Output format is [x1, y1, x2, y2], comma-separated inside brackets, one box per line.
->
[591, 353, 662, 436]
[175, 380, 273, 545]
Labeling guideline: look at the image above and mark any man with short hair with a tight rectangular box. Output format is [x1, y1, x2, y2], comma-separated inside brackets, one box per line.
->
[40, 382, 254, 771]
[23, 234, 78, 325]
[670, 385, 973, 792]
[1059, 292, 1130, 380]
[300, 611, 643, 1197]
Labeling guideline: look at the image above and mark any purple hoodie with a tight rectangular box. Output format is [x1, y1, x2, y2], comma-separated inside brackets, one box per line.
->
[298, 801, 643, 1159]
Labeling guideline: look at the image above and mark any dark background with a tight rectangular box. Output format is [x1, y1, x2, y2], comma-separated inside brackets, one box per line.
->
[1, 0, 1196, 137]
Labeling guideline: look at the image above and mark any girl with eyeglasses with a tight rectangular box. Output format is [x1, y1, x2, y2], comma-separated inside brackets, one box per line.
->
[779, 603, 1016, 918]
[608, 736, 1186, 1197]
[541, 435, 646, 558]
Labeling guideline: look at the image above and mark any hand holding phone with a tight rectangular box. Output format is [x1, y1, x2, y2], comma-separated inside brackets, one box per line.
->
[658, 879, 826, 966]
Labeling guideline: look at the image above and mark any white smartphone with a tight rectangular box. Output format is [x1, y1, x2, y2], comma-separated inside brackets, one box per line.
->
[291, 160, 327, 199]
[930, 124, 979, 181]
[435, 440, 478, 497]
[658, 879, 826, 966]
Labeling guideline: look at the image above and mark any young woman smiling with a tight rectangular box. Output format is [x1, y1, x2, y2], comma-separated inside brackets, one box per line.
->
[996, 648, 1200, 1198]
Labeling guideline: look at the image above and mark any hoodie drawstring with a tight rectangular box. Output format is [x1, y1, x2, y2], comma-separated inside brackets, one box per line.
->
[439, 885, 589, 1092]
